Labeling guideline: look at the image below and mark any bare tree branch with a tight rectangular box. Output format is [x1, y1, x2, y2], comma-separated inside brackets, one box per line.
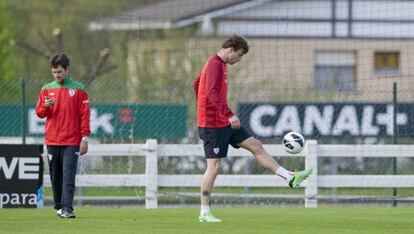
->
[53, 28, 63, 52]
[13, 40, 50, 59]
[81, 48, 111, 85]
[37, 29, 53, 53]
[96, 65, 117, 77]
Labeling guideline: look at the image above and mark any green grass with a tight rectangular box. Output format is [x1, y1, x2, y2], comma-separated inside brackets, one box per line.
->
[44, 187, 414, 197]
[0, 207, 413, 234]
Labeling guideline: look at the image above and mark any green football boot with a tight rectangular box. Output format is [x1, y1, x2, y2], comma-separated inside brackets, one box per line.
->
[289, 169, 312, 188]
[199, 211, 222, 223]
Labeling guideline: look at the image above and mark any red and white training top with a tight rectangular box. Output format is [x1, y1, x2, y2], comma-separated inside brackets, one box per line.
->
[194, 54, 233, 128]
[35, 75, 90, 146]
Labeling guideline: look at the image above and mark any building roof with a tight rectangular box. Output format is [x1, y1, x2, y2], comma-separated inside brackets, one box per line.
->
[88, 0, 268, 31]
[89, 0, 414, 39]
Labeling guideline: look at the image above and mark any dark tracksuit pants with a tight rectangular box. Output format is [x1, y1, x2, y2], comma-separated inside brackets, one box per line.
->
[47, 146, 79, 211]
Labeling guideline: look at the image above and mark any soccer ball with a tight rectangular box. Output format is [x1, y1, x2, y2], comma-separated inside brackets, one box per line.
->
[282, 131, 305, 154]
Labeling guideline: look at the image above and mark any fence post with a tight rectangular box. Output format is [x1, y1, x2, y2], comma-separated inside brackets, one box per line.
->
[305, 140, 318, 208]
[145, 139, 158, 209]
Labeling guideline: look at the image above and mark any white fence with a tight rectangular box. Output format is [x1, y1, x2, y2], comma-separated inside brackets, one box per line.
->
[43, 139, 414, 208]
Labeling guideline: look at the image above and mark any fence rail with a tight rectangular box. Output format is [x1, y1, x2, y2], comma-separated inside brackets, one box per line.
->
[42, 139, 414, 208]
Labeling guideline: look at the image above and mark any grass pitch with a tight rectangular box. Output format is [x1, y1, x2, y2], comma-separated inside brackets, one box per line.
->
[0, 207, 413, 234]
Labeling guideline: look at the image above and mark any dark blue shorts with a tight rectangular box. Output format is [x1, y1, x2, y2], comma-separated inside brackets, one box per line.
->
[198, 125, 251, 158]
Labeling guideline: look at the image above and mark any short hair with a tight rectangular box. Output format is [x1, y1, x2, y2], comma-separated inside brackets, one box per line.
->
[49, 53, 70, 69]
[221, 35, 249, 54]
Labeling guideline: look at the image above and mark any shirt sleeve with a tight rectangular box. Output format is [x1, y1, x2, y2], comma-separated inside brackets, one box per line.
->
[205, 62, 233, 118]
[35, 89, 52, 119]
[79, 90, 91, 137]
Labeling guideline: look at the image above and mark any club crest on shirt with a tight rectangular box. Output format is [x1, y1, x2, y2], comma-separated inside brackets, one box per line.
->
[69, 88, 76, 97]
[213, 147, 220, 154]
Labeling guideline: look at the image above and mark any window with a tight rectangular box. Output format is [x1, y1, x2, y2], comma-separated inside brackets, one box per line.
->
[374, 51, 399, 77]
[314, 51, 356, 91]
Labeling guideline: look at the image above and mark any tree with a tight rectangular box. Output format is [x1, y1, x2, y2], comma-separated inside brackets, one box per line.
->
[5, 0, 151, 103]
[0, 0, 20, 103]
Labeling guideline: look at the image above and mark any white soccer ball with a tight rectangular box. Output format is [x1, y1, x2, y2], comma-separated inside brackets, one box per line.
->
[282, 131, 305, 154]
